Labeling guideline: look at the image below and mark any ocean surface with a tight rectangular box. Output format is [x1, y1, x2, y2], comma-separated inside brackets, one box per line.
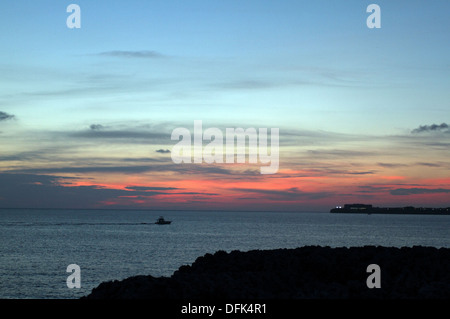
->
[1, 208, 450, 299]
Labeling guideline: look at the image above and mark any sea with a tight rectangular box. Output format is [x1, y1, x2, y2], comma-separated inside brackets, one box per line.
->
[1, 208, 450, 299]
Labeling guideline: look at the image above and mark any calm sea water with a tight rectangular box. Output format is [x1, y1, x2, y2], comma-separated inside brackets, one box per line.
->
[1, 208, 450, 299]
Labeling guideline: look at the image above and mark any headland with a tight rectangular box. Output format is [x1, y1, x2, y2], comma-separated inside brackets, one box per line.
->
[330, 204, 450, 215]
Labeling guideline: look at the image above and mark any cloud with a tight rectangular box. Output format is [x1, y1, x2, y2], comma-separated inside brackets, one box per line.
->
[98, 50, 165, 59]
[5, 163, 242, 176]
[209, 66, 369, 92]
[29, 123, 176, 147]
[411, 123, 449, 134]
[0, 173, 121, 208]
[90, 124, 104, 130]
[232, 187, 333, 201]
[390, 188, 450, 196]
[306, 149, 376, 158]
[69, 129, 170, 142]
[8, 165, 162, 174]
[156, 149, 171, 154]
[125, 186, 178, 191]
[212, 80, 283, 90]
[377, 162, 408, 168]
[357, 185, 391, 194]
[0, 111, 15, 121]
[346, 171, 375, 175]
[0, 150, 50, 162]
[121, 157, 171, 163]
[0, 173, 218, 208]
[415, 162, 444, 168]
[305, 167, 376, 176]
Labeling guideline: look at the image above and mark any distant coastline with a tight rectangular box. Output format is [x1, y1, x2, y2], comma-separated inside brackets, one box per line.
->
[330, 204, 450, 215]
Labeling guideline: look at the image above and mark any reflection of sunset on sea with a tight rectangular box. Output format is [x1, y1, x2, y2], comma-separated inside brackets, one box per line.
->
[0, 1, 449, 211]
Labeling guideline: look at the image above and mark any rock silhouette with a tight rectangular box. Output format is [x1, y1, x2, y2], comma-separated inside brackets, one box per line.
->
[84, 246, 450, 299]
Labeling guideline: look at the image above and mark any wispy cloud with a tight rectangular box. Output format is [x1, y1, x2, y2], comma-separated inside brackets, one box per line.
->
[232, 187, 333, 201]
[124, 186, 178, 191]
[69, 128, 170, 142]
[306, 149, 376, 158]
[415, 162, 444, 168]
[390, 188, 450, 196]
[357, 185, 392, 194]
[211, 80, 286, 90]
[0, 111, 15, 121]
[89, 124, 104, 130]
[377, 162, 408, 168]
[411, 123, 449, 134]
[5, 163, 248, 176]
[0, 173, 216, 208]
[98, 50, 166, 59]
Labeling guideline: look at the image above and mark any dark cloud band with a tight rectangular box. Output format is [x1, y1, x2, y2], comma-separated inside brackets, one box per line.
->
[0, 111, 15, 121]
[411, 123, 449, 134]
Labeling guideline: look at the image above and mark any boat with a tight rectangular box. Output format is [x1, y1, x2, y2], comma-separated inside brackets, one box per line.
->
[155, 216, 172, 225]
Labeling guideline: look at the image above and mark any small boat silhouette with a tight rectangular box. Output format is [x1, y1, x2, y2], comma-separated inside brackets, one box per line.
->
[155, 216, 171, 225]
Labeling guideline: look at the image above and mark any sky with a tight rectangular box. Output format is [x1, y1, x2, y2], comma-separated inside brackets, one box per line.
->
[0, 0, 449, 211]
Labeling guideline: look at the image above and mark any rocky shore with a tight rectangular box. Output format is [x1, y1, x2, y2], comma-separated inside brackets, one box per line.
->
[84, 246, 450, 299]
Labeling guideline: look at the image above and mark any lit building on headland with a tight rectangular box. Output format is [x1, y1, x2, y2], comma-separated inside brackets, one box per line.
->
[330, 204, 450, 215]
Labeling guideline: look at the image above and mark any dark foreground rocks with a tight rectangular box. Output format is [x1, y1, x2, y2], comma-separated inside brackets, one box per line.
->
[84, 246, 450, 299]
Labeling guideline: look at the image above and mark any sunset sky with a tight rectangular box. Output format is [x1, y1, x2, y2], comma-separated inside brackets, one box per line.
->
[0, 0, 449, 211]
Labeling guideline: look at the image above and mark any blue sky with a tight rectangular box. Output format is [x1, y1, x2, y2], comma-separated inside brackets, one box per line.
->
[1, 0, 448, 132]
[0, 1, 449, 210]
